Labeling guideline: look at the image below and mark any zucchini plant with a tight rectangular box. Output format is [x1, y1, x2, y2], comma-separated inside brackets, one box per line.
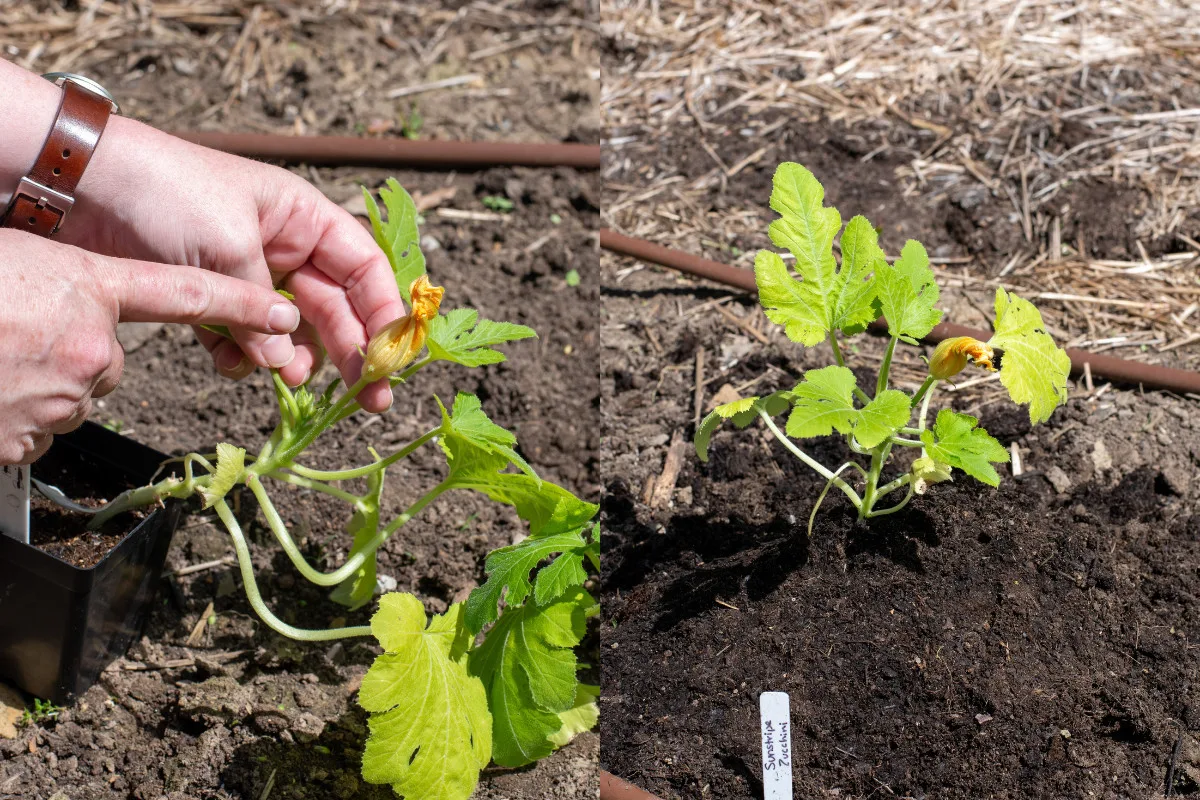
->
[696, 162, 1071, 531]
[89, 180, 598, 800]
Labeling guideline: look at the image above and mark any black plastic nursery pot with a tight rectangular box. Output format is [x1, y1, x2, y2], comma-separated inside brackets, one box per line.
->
[0, 422, 182, 704]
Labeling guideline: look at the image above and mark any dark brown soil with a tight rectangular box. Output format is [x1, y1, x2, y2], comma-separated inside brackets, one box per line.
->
[599, 124, 1200, 799]
[29, 446, 147, 569]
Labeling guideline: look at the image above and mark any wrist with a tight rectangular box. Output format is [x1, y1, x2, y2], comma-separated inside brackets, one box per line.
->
[0, 64, 62, 198]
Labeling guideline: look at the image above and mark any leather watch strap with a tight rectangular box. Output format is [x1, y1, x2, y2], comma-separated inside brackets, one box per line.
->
[1, 80, 114, 237]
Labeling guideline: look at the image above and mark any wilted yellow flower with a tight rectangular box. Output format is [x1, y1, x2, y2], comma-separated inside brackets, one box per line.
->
[928, 336, 998, 380]
[361, 276, 445, 382]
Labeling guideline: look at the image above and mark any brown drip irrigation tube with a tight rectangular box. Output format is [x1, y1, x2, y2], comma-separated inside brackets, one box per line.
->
[600, 770, 667, 800]
[172, 131, 601, 170]
[600, 228, 1200, 395]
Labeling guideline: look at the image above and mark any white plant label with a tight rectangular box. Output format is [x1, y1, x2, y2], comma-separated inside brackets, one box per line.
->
[760, 691, 793, 800]
[0, 465, 29, 544]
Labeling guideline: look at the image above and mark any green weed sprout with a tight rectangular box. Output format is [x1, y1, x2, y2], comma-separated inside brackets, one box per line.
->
[88, 179, 599, 800]
[696, 162, 1071, 530]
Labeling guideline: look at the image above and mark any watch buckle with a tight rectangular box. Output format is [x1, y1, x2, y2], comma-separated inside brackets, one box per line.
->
[14, 177, 74, 232]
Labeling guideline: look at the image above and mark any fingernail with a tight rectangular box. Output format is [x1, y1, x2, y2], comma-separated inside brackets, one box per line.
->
[268, 303, 300, 334]
[262, 336, 295, 369]
[217, 347, 247, 373]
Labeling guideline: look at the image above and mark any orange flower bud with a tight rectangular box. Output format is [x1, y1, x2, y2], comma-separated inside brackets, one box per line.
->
[928, 336, 998, 380]
[361, 276, 445, 383]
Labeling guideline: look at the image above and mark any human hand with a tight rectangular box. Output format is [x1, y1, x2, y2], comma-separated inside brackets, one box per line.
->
[62, 117, 406, 413]
[0, 230, 299, 465]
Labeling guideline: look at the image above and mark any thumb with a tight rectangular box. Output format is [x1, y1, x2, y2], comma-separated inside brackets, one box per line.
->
[105, 257, 300, 334]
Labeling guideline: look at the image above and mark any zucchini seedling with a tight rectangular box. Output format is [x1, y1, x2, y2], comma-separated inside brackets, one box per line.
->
[85, 180, 599, 800]
[696, 162, 1071, 531]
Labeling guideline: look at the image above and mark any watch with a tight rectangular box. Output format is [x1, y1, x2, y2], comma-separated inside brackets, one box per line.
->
[0, 72, 119, 237]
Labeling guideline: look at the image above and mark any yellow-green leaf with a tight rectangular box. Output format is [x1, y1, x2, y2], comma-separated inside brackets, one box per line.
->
[987, 288, 1070, 425]
[197, 443, 245, 509]
[359, 595, 491, 800]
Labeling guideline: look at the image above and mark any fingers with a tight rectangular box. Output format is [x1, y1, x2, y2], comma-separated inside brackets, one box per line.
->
[194, 326, 256, 380]
[260, 182, 406, 384]
[277, 319, 324, 388]
[108, 257, 300, 337]
[287, 264, 393, 412]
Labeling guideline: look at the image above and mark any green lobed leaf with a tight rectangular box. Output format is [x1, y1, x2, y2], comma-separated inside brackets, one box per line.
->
[854, 390, 912, 448]
[548, 683, 600, 748]
[364, 179, 426, 300]
[694, 392, 792, 462]
[198, 443, 245, 509]
[440, 431, 597, 538]
[786, 368, 911, 448]
[875, 239, 943, 343]
[920, 410, 1009, 487]
[463, 528, 590, 634]
[426, 308, 537, 367]
[359, 595, 491, 800]
[754, 164, 878, 345]
[438, 392, 537, 482]
[786, 366, 859, 439]
[987, 288, 1071, 425]
[468, 588, 594, 767]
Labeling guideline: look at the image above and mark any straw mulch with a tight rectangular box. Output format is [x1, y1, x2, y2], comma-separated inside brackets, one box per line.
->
[0, 1, 600, 143]
[602, 0, 1200, 371]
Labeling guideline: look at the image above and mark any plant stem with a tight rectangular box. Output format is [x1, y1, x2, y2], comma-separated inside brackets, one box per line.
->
[245, 474, 446, 587]
[286, 428, 439, 482]
[918, 380, 937, 431]
[213, 499, 372, 641]
[910, 375, 936, 409]
[865, 485, 915, 518]
[859, 446, 885, 519]
[809, 462, 855, 537]
[271, 371, 299, 424]
[245, 475, 366, 587]
[759, 410, 862, 507]
[269, 376, 369, 466]
[268, 471, 363, 505]
[887, 436, 924, 447]
[829, 332, 872, 405]
[876, 337, 897, 397]
[380, 481, 450, 537]
[875, 472, 913, 498]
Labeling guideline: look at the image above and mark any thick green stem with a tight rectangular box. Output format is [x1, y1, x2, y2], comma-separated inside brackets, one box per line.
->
[267, 376, 370, 467]
[876, 337, 898, 397]
[213, 499, 371, 641]
[759, 410, 862, 508]
[865, 485, 915, 518]
[859, 446, 885, 519]
[287, 428, 439, 482]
